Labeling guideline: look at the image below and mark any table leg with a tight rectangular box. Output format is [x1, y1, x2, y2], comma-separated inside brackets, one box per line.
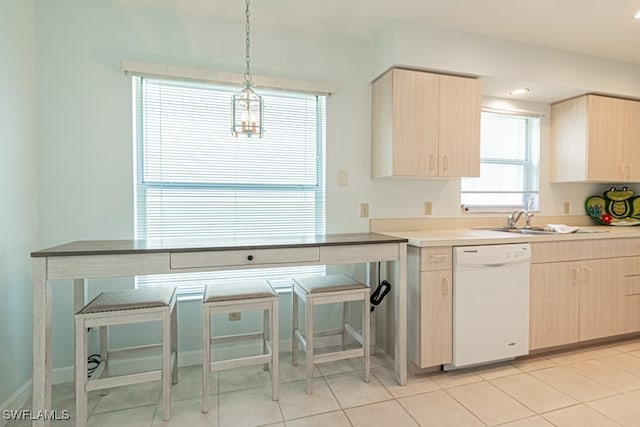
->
[395, 242, 407, 386]
[366, 262, 378, 355]
[32, 258, 52, 427]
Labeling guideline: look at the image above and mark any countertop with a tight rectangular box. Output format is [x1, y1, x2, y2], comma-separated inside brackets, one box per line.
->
[381, 225, 640, 247]
[31, 232, 408, 257]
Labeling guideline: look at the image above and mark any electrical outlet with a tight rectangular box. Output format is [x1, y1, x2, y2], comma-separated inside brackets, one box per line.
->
[228, 312, 241, 321]
[563, 201, 570, 214]
[337, 170, 348, 186]
[360, 203, 369, 218]
[424, 201, 432, 216]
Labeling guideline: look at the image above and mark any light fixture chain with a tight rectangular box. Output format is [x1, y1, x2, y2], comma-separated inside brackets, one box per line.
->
[244, 0, 252, 83]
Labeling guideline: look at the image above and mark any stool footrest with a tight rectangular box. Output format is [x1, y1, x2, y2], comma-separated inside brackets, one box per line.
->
[314, 328, 343, 338]
[344, 324, 363, 346]
[108, 343, 163, 358]
[210, 332, 264, 345]
[293, 329, 306, 350]
[87, 370, 162, 391]
[210, 353, 272, 372]
[314, 348, 364, 364]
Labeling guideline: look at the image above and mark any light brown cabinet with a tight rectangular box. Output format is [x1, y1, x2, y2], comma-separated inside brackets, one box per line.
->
[529, 262, 579, 350]
[529, 241, 632, 350]
[408, 246, 452, 368]
[621, 257, 640, 334]
[371, 68, 481, 178]
[551, 94, 640, 182]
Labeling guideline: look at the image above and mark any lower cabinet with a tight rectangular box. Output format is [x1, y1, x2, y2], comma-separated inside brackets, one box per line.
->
[529, 262, 579, 350]
[407, 240, 640, 364]
[530, 247, 632, 350]
[408, 246, 452, 368]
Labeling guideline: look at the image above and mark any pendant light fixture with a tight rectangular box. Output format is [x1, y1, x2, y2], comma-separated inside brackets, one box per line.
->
[232, 0, 263, 137]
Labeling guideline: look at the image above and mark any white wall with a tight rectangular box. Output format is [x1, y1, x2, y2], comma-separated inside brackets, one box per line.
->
[28, 0, 640, 376]
[369, 21, 640, 218]
[0, 0, 38, 408]
[35, 0, 372, 371]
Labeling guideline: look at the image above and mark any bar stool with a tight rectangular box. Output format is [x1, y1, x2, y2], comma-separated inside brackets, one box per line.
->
[292, 274, 370, 394]
[74, 287, 178, 427]
[202, 280, 279, 412]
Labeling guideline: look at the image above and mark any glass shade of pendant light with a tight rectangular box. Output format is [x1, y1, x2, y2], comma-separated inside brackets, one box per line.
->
[232, 0, 263, 137]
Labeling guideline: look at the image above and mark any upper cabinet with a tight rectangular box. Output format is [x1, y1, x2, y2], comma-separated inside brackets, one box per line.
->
[551, 94, 640, 182]
[371, 68, 481, 178]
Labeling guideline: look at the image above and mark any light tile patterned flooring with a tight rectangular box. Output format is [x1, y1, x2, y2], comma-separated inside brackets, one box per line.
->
[8, 336, 640, 427]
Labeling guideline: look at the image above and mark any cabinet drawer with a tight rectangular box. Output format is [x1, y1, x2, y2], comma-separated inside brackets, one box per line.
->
[530, 239, 640, 263]
[420, 247, 452, 271]
[625, 275, 640, 296]
[170, 247, 320, 269]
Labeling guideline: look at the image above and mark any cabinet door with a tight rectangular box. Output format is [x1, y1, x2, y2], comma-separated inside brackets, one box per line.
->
[624, 99, 640, 181]
[587, 95, 625, 181]
[438, 75, 481, 177]
[578, 258, 626, 341]
[392, 69, 439, 177]
[529, 262, 579, 350]
[418, 270, 452, 367]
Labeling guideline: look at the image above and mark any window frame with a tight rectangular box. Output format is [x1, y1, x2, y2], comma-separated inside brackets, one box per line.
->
[132, 76, 327, 298]
[460, 109, 540, 213]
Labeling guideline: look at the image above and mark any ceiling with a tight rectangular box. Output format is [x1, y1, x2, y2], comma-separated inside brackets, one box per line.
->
[115, 0, 640, 65]
[112, 0, 640, 103]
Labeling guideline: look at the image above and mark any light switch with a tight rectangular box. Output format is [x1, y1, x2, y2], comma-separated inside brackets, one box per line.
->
[360, 203, 369, 218]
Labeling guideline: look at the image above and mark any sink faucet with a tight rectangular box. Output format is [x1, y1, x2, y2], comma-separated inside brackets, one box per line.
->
[506, 209, 534, 228]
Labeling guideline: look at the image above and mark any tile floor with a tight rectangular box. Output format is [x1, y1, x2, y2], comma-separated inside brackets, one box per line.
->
[8, 336, 640, 427]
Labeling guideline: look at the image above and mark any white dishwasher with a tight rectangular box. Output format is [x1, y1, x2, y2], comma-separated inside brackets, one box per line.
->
[445, 243, 531, 370]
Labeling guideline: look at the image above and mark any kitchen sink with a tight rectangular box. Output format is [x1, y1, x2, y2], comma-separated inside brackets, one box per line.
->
[489, 227, 558, 235]
[486, 226, 607, 235]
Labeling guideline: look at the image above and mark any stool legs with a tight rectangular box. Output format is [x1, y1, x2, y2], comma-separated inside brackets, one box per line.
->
[270, 299, 279, 400]
[171, 303, 178, 385]
[202, 296, 279, 411]
[291, 285, 370, 394]
[292, 291, 299, 366]
[99, 326, 109, 396]
[305, 302, 315, 394]
[363, 297, 371, 383]
[202, 306, 211, 413]
[162, 309, 171, 421]
[342, 302, 349, 350]
[75, 318, 88, 427]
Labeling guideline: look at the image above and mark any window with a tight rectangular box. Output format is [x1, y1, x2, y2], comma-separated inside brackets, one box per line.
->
[461, 111, 540, 211]
[134, 77, 326, 297]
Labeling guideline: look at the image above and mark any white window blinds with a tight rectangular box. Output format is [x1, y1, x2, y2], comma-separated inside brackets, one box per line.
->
[461, 111, 540, 211]
[134, 77, 326, 296]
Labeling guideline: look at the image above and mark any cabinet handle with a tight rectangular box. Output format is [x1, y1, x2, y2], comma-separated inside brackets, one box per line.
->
[443, 155, 449, 171]
[429, 155, 435, 171]
[571, 267, 579, 284]
[430, 254, 448, 259]
[583, 266, 591, 284]
[442, 277, 449, 296]
[247, 255, 254, 261]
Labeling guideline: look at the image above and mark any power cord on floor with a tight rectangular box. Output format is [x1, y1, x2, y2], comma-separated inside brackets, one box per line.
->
[370, 263, 392, 312]
[87, 354, 101, 378]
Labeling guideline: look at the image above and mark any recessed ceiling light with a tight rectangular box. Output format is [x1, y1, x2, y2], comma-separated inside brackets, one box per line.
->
[508, 88, 530, 96]
[635, 11, 640, 19]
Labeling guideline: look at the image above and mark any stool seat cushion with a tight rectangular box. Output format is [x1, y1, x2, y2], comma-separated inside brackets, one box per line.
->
[78, 287, 176, 314]
[204, 280, 277, 303]
[293, 274, 367, 294]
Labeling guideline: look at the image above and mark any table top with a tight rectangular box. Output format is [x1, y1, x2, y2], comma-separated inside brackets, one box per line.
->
[31, 232, 408, 257]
